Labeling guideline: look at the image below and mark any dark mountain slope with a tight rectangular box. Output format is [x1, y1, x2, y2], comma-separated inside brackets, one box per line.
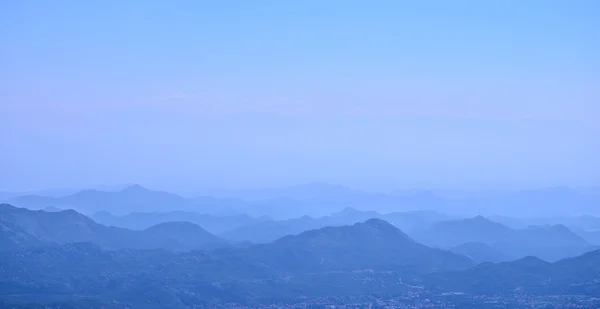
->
[424, 250, 600, 295]
[141, 221, 226, 250]
[0, 219, 475, 307]
[0, 204, 225, 251]
[235, 218, 474, 274]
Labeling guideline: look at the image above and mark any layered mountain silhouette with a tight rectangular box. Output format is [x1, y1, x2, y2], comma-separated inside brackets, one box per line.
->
[6, 185, 190, 214]
[412, 215, 594, 261]
[219, 207, 451, 243]
[233, 218, 474, 274]
[0, 216, 476, 306]
[424, 250, 600, 295]
[6, 184, 599, 220]
[93, 210, 261, 234]
[0, 204, 225, 251]
[5, 185, 251, 215]
[449, 242, 513, 263]
[412, 215, 513, 247]
[2, 204, 600, 307]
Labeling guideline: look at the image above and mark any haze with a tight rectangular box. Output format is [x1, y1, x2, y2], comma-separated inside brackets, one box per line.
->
[1, 1, 598, 192]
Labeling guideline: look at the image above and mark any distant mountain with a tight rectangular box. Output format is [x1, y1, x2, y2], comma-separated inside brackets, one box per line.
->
[519, 224, 589, 247]
[3, 213, 600, 307]
[411, 216, 595, 261]
[219, 207, 452, 244]
[424, 250, 600, 295]
[573, 228, 600, 246]
[0, 204, 225, 251]
[0, 218, 474, 307]
[384, 210, 453, 232]
[219, 215, 320, 243]
[525, 214, 600, 231]
[412, 215, 514, 248]
[140, 221, 225, 251]
[491, 224, 594, 262]
[325, 207, 382, 223]
[7, 185, 190, 214]
[7, 184, 599, 220]
[6, 185, 257, 216]
[488, 215, 527, 229]
[42, 206, 62, 212]
[205, 182, 361, 201]
[245, 218, 474, 274]
[479, 187, 600, 216]
[449, 242, 513, 263]
[92, 210, 260, 234]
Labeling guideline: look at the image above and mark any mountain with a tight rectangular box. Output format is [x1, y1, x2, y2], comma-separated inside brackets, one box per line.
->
[8, 185, 599, 220]
[219, 215, 321, 243]
[0, 218, 474, 307]
[204, 182, 361, 201]
[519, 224, 589, 247]
[3, 214, 599, 307]
[7, 185, 261, 217]
[449, 242, 513, 263]
[384, 210, 453, 232]
[492, 224, 593, 262]
[424, 250, 600, 295]
[573, 228, 600, 246]
[7, 185, 190, 214]
[0, 204, 225, 251]
[140, 221, 225, 251]
[219, 208, 450, 244]
[412, 216, 595, 261]
[244, 218, 474, 274]
[412, 215, 514, 248]
[324, 207, 382, 224]
[217, 207, 381, 244]
[92, 210, 260, 234]
[488, 215, 527, 229]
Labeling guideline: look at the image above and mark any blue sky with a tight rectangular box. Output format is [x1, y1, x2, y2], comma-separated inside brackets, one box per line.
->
[1, 1, 598, 192]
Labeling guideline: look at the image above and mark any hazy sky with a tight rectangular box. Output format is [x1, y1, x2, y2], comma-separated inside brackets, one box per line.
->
[1, 1, 599, 192]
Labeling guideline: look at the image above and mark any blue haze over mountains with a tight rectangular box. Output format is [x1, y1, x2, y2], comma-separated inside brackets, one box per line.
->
[2, 0, 600, 307]
[2, 187, 600, 308]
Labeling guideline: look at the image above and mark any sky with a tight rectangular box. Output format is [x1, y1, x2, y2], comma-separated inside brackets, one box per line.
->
[1, 0, 599, 192]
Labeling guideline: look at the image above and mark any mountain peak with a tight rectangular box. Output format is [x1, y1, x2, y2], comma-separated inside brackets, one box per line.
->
[0, 203, 16, 210]
[472, 215, 489, 221]
[121, 184, 148, 193]
[145, 221, 205, 232]
[362, 217, 396, 229]
[337, 206, 360, 214]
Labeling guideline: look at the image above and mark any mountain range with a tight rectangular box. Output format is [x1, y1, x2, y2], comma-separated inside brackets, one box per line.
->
[0, 204, 225, 251]
[411, 215, 595, 261]
[1, 202, 600, 308]
[88, 203, 600, 263]
[5, 184, 600, 219]
[424, 250, 600, 295]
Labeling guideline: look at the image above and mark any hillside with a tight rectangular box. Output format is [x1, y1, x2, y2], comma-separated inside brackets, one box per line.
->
[219, 208, 450, 244]
[450, 242, 513, 263]
[0, 204, 225, 251]
[0, 218, 475, 307]
[93, 210, 259, 234]
[412, 215, 515, 247]
[412, 215, 594, 261]
[424, 250, 600, 295]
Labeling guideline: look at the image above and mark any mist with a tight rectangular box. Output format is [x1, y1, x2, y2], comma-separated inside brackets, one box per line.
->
[1, 1, 599, 308]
